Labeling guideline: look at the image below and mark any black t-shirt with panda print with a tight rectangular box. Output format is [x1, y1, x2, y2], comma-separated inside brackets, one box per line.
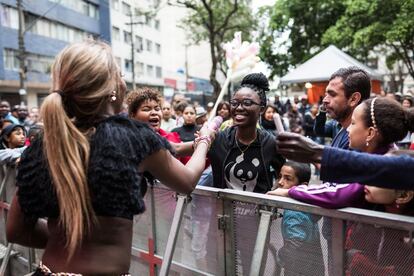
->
[224, 139, 268, 193]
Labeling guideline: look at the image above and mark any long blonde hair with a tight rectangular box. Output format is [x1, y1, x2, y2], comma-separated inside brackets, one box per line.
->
[41, 40, 125, 258]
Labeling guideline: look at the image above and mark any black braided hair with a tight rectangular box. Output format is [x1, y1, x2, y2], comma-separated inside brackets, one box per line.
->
[236, 73, 269, 107]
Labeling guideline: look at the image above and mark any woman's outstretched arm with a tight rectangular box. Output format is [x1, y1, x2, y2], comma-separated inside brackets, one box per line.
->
[140, 141, 209, 194]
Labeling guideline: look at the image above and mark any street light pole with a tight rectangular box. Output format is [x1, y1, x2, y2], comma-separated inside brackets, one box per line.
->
[17, 0, 27, 105]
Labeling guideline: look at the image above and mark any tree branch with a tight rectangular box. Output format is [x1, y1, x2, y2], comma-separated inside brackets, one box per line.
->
[216, 0, 239, 34]
[397, 39, 414, 78]
[176, 0, 211, 29]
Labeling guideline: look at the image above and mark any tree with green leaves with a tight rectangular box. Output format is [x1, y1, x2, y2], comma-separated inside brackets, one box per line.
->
[172, 0, 256, 96]
[322, 0, 414, 90]
[258, 0, 345, 79]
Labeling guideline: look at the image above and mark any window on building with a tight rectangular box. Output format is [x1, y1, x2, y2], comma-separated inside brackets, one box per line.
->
[155, 66, 162, 78]
[155, 43, 161, 54]
[154, 19, 160, 30]
[3, 49, 19, 71]
[0, 5, 19, 28]
[49, 0, 99, 19]
[24, 13, 90, 42]
[146, 65, 154, 77]
[135, 36, 143, 51]
[136, 62, 144, 75]
[115, 57, 122, 67]
[122, 2, 131, 15]
[27, 54, 54, 74]
[50, 22, 57, 38]
[145, 15, 152, 27]
[56, 24, 68, 41]
[124, 59, 132, 72]
[112, 26, 120, 40]
[3, 49, 53, 74]
[124, 31, 132, 44]
[86, 3, 99, 19]
[146, 40, 152, 52]
[112, 0, 120, 10]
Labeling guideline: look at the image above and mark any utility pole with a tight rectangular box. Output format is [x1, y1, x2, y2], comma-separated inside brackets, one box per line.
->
[125, 1, 161, 90]
[17, 0, 27, 105]
[128, 13, 136, 90]
[126, 13, 145, 91]
[184, 44, 189, 92]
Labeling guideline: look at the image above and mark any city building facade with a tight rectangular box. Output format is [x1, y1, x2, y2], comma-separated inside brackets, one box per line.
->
[0, 0, 215, 108]
[110, 0, 164, 90]
[109, 0, 213, 104]
[0, 0, 110, 108]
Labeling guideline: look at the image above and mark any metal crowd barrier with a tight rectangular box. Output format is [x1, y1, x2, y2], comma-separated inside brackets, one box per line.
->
[2, 183, 414, 275]
[129, 184, 414, 276]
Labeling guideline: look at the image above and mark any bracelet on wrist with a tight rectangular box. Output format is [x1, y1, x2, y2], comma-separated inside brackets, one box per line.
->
[193, 135, 211, 150]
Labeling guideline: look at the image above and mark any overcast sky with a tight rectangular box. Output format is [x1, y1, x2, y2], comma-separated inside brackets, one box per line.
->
[252, 0, 276, 11]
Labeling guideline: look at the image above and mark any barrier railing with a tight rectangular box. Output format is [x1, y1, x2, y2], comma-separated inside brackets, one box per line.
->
[129, 184, 414, 276]
[2, 183, 414, 275]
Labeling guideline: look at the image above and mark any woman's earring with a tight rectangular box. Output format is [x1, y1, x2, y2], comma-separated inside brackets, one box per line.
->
[110, 91, 117, 102]
[366, 141, 369, 146]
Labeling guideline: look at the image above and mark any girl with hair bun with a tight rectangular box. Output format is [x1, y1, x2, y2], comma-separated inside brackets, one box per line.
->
[6, 41, 215, 275]
[209, 72, 285, 193]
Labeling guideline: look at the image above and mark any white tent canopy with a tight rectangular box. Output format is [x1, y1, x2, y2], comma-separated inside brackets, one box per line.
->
[280, 45, 382, 84]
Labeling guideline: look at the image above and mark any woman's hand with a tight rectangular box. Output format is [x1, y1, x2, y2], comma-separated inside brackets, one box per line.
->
[198, 122, 216, 143]
[267, 188, 290, 197]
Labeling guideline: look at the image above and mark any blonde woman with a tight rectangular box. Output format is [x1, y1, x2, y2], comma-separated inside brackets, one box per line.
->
[6, 41, 214, 275]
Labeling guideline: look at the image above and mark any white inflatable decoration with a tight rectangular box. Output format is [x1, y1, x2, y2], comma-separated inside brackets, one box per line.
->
[209, 32, 261, 119]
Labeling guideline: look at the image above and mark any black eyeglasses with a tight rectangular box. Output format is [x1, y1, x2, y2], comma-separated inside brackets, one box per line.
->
[230, 99, 261, 108]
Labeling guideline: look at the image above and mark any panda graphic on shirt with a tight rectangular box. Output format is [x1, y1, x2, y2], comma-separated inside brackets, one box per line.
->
[224, 147, 262, 192]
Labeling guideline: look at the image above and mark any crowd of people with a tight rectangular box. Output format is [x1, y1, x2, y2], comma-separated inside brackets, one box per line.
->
[1, 40, 413, 275]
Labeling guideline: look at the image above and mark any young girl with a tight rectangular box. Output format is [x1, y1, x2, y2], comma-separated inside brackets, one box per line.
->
[277, 162, 324, 276]
[346, 181, 414, 276]
[0, 124, 27, 202]
[171, 105, 199, 142]
[0, 124, 26, 149]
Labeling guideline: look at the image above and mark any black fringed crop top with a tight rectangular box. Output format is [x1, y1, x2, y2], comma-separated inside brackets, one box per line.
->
[16, 116, 171, 220]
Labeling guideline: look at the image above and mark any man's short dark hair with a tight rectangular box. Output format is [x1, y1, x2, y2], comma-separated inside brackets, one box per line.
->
[330, 66, 371, 103]
[285, 161, 311, 184]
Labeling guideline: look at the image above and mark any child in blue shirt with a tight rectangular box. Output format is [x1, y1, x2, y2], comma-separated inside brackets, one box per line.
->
[276, 161, 325, 276]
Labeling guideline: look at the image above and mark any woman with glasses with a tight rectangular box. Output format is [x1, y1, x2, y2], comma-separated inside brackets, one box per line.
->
[207, 73, 285, 274]
[208, 73, 285, 193]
